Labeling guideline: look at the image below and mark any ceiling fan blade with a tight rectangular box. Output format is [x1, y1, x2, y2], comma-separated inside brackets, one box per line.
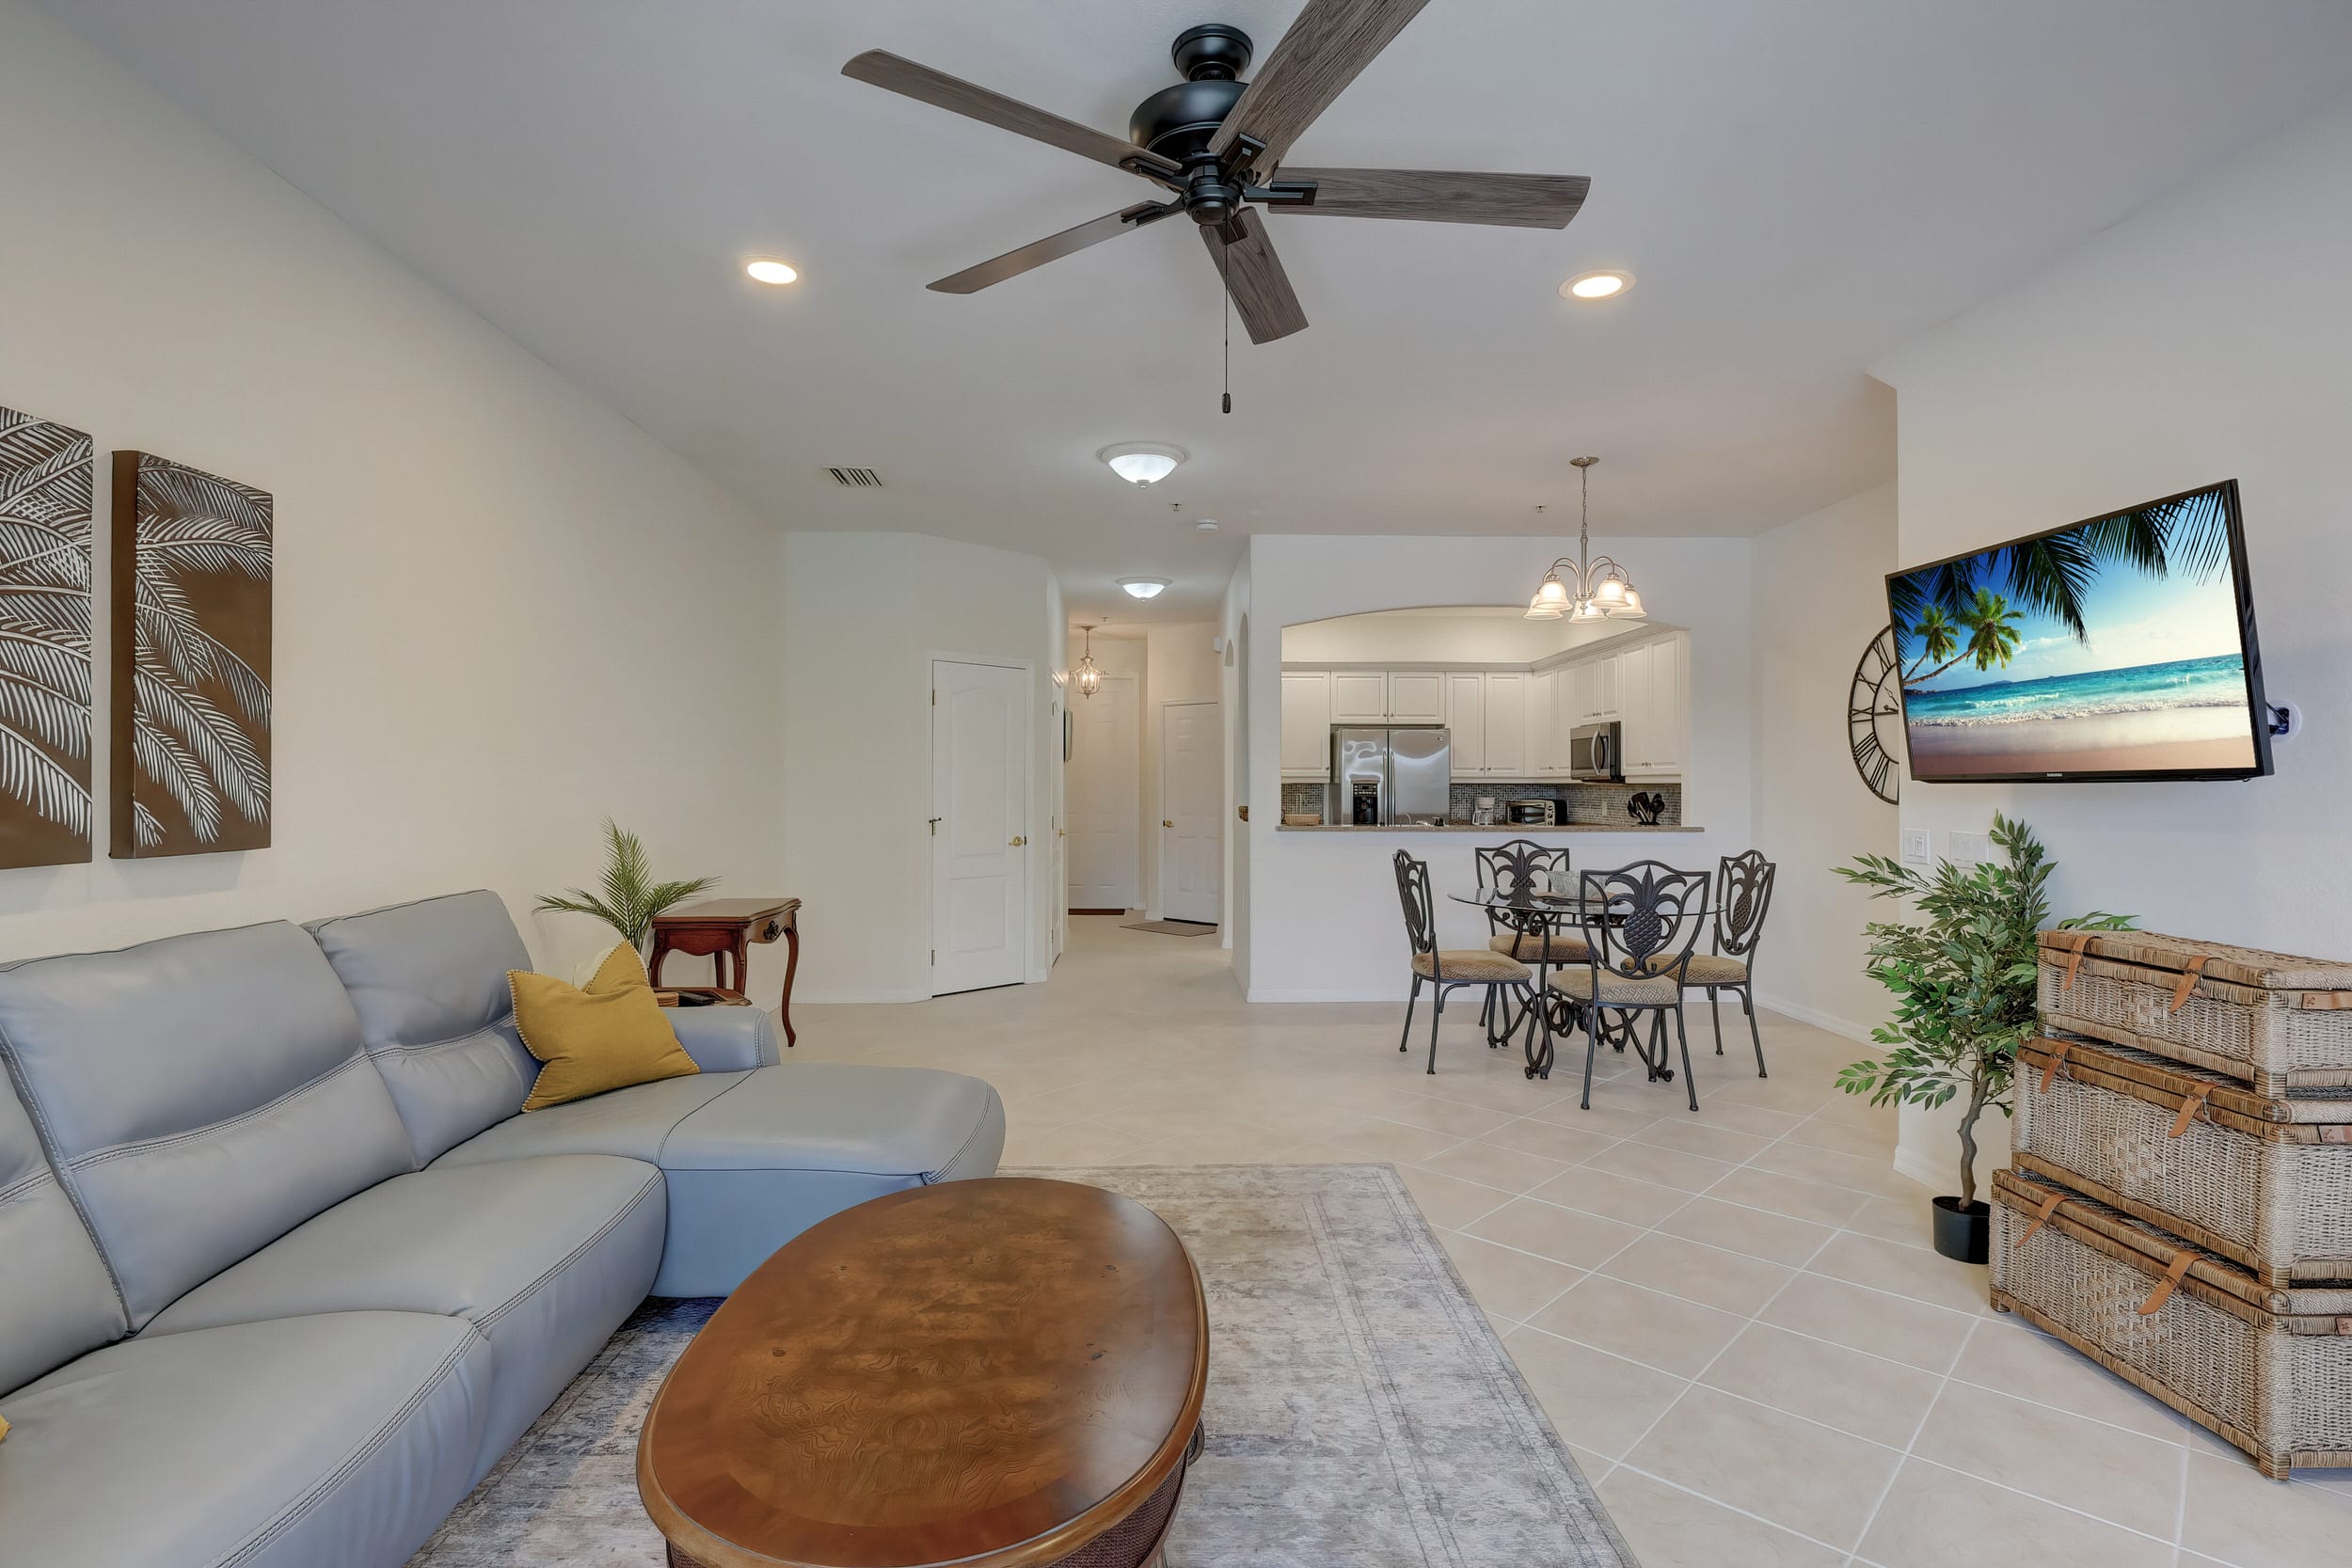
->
[844, 51, 1179, 180]
[1208, 0, 1431, 170]
[1271, 168, 1590, 229]
[1200, 208, 1308, 343]
[930, 201, 1178, 294]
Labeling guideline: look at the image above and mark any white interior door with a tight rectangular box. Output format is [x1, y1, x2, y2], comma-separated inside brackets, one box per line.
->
[1160, 701, 1223, 925]
[1066, 672, 1139, 911]
[930, 658, 1029, 995]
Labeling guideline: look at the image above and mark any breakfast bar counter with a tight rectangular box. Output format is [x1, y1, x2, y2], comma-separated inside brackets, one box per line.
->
[1275, 822, 1703, 832]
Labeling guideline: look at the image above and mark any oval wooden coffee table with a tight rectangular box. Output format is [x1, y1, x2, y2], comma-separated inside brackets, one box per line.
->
[638, 1177, 1208, 1568]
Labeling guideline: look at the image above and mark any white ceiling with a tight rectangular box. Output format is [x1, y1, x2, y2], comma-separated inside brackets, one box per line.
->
[41, 1, 2352, 621]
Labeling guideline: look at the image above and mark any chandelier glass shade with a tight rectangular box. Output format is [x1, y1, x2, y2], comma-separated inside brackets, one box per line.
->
[1526, 456, 1647, 622]
[1073, 624, 1103, 699]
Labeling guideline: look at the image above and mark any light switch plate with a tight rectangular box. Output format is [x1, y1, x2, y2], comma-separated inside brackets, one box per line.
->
[1949, 830, 1993, 865]
[1900, 828, 1931, 867]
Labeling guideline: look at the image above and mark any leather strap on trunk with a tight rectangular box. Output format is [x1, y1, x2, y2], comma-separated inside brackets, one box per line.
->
[2170, 954, 2215, 1013]
[2011, 1188, 2066, 1249]
[2168, 1082, 2215, 1137]
[2136, 1248, 2198, 1316]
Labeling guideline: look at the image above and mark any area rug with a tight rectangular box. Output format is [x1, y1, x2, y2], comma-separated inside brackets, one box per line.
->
[1120, 918, 1219, 936]
[406, 1164, 1637, 1568]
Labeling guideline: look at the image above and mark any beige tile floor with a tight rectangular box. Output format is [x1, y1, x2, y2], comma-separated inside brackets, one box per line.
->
[795, 917, 2352, 1568]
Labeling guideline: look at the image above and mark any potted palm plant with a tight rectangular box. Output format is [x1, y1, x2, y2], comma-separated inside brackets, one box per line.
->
[537, 819, 718, 960]
[1835, 815, 2130, 1262]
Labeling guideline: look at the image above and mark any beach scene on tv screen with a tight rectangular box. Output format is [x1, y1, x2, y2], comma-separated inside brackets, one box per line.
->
[1892, 486, 2257, 777]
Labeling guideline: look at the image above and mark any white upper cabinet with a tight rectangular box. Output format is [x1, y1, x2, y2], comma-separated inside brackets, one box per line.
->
[1482, 671, 1528, 775]
[1279, 671, 1332, 777]
[1443, 672, 1486, 775]
[1528, 669, 1557, 774]
[1386, 670, 1447, 724]
[1588, 654, 1621, 720]
[1329, 671, 1389, 723]
[1617, 633, 1687, 778]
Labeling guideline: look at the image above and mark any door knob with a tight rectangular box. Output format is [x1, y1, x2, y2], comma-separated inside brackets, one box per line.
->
[1009, 835, 1025, 847]
[1163, 819, 1175, 828]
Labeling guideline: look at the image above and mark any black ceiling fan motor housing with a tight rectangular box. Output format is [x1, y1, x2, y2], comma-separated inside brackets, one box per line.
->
[1130, 23, 1255, 201]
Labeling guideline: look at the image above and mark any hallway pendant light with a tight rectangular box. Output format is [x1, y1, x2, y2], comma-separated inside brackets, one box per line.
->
[1526, 456, 1648, 623]
[1098, 442, 1186, 485]
[1073, 624, 1104, 699]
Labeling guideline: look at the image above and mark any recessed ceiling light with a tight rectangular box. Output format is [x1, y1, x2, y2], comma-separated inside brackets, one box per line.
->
[745, 260, 799, 285]
[1098, 442, 1186, 485]
[1194, 519, 1219, 531]
[1118, 577, 1172, 599]
[1561, 270, 1632, 301]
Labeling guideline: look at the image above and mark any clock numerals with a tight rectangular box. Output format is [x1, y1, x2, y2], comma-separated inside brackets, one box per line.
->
[1846, 626, 1901, 805]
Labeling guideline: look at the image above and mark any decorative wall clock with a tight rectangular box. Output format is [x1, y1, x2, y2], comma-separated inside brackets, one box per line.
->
[1849, 626, 1903, 804]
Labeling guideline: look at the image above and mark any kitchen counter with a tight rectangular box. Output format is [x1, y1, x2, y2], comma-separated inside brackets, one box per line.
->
[1276, 822, 1701, 833]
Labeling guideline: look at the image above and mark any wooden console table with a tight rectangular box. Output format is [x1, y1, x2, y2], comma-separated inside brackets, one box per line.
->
[647, 897, 801, 1048]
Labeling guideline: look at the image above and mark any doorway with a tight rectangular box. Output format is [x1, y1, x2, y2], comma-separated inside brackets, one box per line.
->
[1067, 671, 1139, 912]
[1159, 700, 1223, 926]
[930, 657, 1029, 996]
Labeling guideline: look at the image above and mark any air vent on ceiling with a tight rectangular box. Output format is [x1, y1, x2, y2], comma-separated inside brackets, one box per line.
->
[825, 466, 883, 488]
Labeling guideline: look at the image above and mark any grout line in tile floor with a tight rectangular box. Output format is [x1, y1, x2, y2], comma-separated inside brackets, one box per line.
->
[1835, 1309, 1985, 1566]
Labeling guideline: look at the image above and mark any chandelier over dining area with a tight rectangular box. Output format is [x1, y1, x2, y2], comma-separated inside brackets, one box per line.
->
[1525, 456, 1646, 622]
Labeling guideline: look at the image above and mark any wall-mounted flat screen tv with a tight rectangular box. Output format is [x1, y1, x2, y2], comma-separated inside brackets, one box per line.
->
[1886, 480, 2271, 784]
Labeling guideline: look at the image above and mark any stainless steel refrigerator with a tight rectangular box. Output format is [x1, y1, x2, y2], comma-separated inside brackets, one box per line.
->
[1332, 727, 1453, 825]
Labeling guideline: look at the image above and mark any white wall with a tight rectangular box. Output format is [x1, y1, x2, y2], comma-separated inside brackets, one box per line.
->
[1240, 533, 1757, 1002]
[1873, 92, 2352, 1188]
[780, 531, 1059, 1002]
[0, 0, 783, 982]
[1065, 629, 1144, 911]
[1282, 611, 1595, 665]
[1750, 483, 1900, 1037]
[1220, 559, 1252, 968]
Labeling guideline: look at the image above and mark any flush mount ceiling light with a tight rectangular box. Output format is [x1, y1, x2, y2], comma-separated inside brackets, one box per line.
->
[1073, 624, 1103, 699]
[1194, 518, 1219, 531]
[1098, 442, 1186, 485]
[745, 260, 799, 285]
[1526, 456, 1647, 623]
[1119, 577, 1172, 599]
[1560, 269, 1632, 300]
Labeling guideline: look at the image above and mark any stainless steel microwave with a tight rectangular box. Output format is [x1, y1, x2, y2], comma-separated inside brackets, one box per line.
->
[1568, 721, 1622, 783]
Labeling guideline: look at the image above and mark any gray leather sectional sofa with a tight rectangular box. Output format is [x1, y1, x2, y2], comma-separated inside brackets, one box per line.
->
[0, 890, 1005, 1568]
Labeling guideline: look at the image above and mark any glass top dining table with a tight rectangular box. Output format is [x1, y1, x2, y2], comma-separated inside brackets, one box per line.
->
[1443, 887, 1615, 1080]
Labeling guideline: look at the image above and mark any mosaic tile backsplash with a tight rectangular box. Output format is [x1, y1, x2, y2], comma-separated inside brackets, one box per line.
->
[1279, 781, 1680, 827]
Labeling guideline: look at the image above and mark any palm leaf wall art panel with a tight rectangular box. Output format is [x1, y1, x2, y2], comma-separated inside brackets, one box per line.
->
[0, 405, 94, 868]
[109, 451, 271, 857]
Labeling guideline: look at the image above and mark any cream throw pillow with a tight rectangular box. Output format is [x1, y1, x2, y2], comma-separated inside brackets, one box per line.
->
[509, 943, 698, 1111]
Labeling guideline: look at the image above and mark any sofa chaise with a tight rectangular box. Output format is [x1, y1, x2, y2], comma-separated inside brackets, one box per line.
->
[0, 890, 1005, 1568]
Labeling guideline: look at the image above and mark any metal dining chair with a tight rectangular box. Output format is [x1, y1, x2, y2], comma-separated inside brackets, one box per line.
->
[1391, 849, 1534, 1075]
[1473, 839, 1588, 1048]
[1548, 861, 1712, 1111]
[1685, 850, 1776, 1078]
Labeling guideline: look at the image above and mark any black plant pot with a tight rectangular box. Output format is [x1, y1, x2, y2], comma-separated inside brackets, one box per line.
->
[1931, 1196, 1991, 1263]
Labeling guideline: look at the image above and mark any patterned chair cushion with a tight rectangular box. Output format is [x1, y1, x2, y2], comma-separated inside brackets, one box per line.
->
[1545, 966, 1682, 1006]
[1488, 931, 1593, 964]
[1411, 950, 1533, 984]
[1635, 952, 1748, 986]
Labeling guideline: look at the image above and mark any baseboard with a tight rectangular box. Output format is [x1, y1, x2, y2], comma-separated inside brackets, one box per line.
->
[1892, 1140, 1950, 1194]
[1248, 986, 1410, 1005]
[1751, 991, 1878, 1045]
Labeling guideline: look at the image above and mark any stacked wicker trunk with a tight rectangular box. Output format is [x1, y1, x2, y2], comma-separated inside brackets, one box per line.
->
[1994, 929, 2352, 1479]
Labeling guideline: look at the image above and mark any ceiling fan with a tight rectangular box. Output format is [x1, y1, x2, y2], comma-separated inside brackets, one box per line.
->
[842, 0, 1590, 345]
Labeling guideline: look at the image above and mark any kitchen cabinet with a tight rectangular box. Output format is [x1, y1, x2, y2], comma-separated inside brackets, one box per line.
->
[1387, 670, 1446, 723]
[1328, 671, 1389, 723]
[1279, 671, 1331, 778]
[1618, 634, 1687, 779]
[1443, 672, 1486, 775]
[1528, 670, 1557, 774]
[1588, 654, 1621, 721]
[1483, 672, 1528, 775]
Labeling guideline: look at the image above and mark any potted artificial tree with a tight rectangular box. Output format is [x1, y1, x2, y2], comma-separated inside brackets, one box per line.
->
[1835, 815, 2129, 1262]
[537, 819, 717, 963]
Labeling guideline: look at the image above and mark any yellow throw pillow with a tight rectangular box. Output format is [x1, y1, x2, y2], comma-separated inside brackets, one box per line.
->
[510, 943, 699, 1112]
[0, 1412, 9, 1442]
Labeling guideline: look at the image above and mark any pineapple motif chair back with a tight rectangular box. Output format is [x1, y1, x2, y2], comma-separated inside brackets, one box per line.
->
[1714, 850, 1778, 962]
[1577, 861, 1711, 987]
[1391, 849, 1438, 962]
[1473, 839, 1569, 935]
